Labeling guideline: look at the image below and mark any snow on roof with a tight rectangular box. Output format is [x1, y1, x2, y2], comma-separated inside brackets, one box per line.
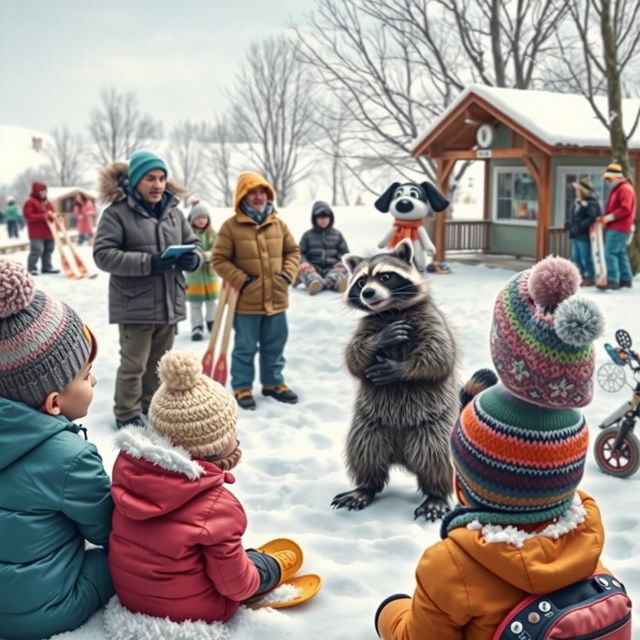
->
[0, 124, 52, 185]
[415, 84, 640, 151]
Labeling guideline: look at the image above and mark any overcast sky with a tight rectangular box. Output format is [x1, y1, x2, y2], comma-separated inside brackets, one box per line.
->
[0, 0, 315, 134]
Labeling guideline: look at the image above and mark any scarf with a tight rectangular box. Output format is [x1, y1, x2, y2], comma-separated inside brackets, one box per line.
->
[240, 201, 274, 225]
[388, 218, 424, 248]
[211, 446, 242, 471]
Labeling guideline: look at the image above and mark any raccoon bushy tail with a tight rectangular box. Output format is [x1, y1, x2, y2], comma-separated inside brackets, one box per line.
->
[459, 368, 498, 411]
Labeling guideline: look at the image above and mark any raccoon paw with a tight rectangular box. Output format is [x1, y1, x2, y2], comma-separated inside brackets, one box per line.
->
[414, 496, 450, 522]
[375, 321, 412, 350]
[331, 487, 377, 511]
[365, 356, 403, 385]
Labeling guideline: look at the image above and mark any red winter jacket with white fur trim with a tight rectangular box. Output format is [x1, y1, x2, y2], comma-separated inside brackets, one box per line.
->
[109, 427, 259, 623]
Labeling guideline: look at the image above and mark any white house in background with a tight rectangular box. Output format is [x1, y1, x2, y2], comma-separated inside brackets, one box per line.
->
[412, 85, 640, 262]
[0, 125, 51, 186]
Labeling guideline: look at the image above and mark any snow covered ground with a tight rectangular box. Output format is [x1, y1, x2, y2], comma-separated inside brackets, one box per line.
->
[1, 203, 639, 639]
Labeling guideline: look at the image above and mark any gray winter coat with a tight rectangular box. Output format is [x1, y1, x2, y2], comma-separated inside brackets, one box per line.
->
[93, 162, 202, 325]
[299, 201, 349, 276]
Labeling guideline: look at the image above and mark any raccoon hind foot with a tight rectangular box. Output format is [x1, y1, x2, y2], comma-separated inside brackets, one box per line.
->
[331, 487, 378, 511]
[414, 495, 450, 522]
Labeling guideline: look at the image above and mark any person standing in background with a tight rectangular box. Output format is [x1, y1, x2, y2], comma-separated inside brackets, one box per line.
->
[4, 196, 23, 239]
[93, 150, 202, 429]
[22, 181, 60, 275]
[212, 172, 300, 411]
[598, 162, 636, 290]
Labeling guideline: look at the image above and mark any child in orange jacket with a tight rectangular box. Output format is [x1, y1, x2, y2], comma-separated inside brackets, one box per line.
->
[375, 256, 612, 640]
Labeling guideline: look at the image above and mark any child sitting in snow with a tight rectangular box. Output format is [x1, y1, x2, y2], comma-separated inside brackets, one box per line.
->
[107, 350, 303, 630]
[296, 201, 350, 295]
[0, 260, 113, 640]
[185, 202, 220, 341]
[375, 256, 615, 640]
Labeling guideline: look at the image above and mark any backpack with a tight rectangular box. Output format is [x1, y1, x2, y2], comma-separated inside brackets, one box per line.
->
[493, 573, 632, 640]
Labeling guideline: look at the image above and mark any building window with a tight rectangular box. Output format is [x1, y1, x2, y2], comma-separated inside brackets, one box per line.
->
[493, 168, 538, 224]
[556, 167, 613, 227]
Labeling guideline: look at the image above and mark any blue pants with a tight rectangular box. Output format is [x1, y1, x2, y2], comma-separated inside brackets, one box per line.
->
[571, 238, 594, 280]
[604, 229, 633, 284]
[231, 312, 288, 390]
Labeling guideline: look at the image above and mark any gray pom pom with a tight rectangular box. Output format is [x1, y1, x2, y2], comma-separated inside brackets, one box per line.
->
[555, 298, 604, 346]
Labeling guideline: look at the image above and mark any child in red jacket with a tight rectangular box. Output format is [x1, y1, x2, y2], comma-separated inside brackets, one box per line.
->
[107, 350, 303, 629]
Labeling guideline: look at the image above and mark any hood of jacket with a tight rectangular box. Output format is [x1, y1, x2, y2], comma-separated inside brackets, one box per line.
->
[99, 161, 186, 205]
[30, 181, 47, 199]
[311, 200, 335, 227]
[447, 492, 604, 594]
[234, 171, 275, 215]
[112, 426, 235, 520]
[0, 397, 80, 471]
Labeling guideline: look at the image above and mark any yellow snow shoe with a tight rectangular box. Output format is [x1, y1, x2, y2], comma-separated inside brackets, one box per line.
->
[246, 574, 322, 610]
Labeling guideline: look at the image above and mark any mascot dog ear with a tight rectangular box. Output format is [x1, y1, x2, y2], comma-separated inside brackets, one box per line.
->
[374, 182, 401, 213]
[421, 182, 450, 213]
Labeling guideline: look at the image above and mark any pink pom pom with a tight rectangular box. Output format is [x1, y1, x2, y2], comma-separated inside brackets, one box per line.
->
[528, 256, 579, 311]
[0, 260, 35, 318]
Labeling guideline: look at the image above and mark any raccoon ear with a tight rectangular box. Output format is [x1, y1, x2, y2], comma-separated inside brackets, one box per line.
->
[342, 253, 364, 274]
[421, 182, 450, 212]
[392, 238, 414, 265]
[374, 182, 401, 213]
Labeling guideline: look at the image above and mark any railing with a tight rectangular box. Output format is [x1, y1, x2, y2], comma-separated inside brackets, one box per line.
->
[445, 220, 490, 252]
[548, 227, 571, 259]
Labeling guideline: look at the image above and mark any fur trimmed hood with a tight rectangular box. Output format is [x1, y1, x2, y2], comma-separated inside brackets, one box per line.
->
[99, 161, 187, 205]
[114, 426, 206, 481]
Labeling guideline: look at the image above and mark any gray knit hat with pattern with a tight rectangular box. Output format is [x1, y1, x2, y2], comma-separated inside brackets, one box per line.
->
[0, 260, 95, 408]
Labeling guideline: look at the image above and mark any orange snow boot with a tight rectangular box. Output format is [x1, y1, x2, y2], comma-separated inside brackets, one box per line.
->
[256, 538, 303, 584]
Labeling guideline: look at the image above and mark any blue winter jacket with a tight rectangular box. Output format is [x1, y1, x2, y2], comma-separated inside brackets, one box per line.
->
[0, 398, 114, 640]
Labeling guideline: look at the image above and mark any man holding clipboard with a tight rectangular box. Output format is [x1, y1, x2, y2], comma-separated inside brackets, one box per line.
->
[94, 150, 203, 429]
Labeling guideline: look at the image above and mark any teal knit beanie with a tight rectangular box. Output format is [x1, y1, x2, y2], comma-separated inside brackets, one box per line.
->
[127, 150, 168, 188]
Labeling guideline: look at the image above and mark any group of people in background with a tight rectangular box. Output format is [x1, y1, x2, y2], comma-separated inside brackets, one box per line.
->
[566, 161, 636, 290]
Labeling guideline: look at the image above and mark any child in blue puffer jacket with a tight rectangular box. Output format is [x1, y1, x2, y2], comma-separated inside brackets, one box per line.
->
[0, 260, 113, 640]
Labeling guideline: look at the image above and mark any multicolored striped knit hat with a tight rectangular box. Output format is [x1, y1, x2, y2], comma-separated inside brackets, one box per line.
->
[603, 162, 624, 180]
[444, 256, 603, 533]
[0, 260, 96, 408]
[490, 256, 603, 408]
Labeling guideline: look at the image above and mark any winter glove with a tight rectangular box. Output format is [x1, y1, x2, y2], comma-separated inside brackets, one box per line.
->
[365, 355, 403, 385]
[375, 321, 411, 351]
[175, 251, 200, 272]
[241, 275, 257, 291]
[150, 252, 177, 274]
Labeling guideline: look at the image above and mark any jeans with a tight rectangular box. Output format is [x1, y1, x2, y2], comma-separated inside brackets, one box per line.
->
[231, 312, 288, 390]
[604, 229, 633, 284]
[27, 238, 54, 272]
[7, 221, 19, 238]
[570, 238, 594, 280]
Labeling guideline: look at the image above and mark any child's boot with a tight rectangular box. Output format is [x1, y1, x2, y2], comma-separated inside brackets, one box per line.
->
[307, 275, 323, 295]
[191, 325, 204, 341]
[256, 538, 303, 585]
[207, 320, 213, 332]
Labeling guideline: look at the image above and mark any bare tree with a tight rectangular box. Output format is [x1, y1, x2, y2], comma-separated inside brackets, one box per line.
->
[206, 114, 234, 207]
[46, 125, 87, 186]
[295, 0, 568, 187]
[9, 167, 52, 206]
[168, 120, 208, 199]
[548, 0, 640, 270]
[87, 87, 162, 165]
[226, 35, 315, 206]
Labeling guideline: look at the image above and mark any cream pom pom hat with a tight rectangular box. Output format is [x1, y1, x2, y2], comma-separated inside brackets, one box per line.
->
[148, 350, 238, 458]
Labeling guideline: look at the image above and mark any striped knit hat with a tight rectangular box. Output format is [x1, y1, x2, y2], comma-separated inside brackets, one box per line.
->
[491, 256, 603, 408]
[0, 260, 96, 408]
[603, 162, 624, 180]
[444, 256, 603, 533]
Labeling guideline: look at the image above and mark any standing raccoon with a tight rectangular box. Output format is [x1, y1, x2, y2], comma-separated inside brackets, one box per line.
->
[332, 239, 459, 521]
